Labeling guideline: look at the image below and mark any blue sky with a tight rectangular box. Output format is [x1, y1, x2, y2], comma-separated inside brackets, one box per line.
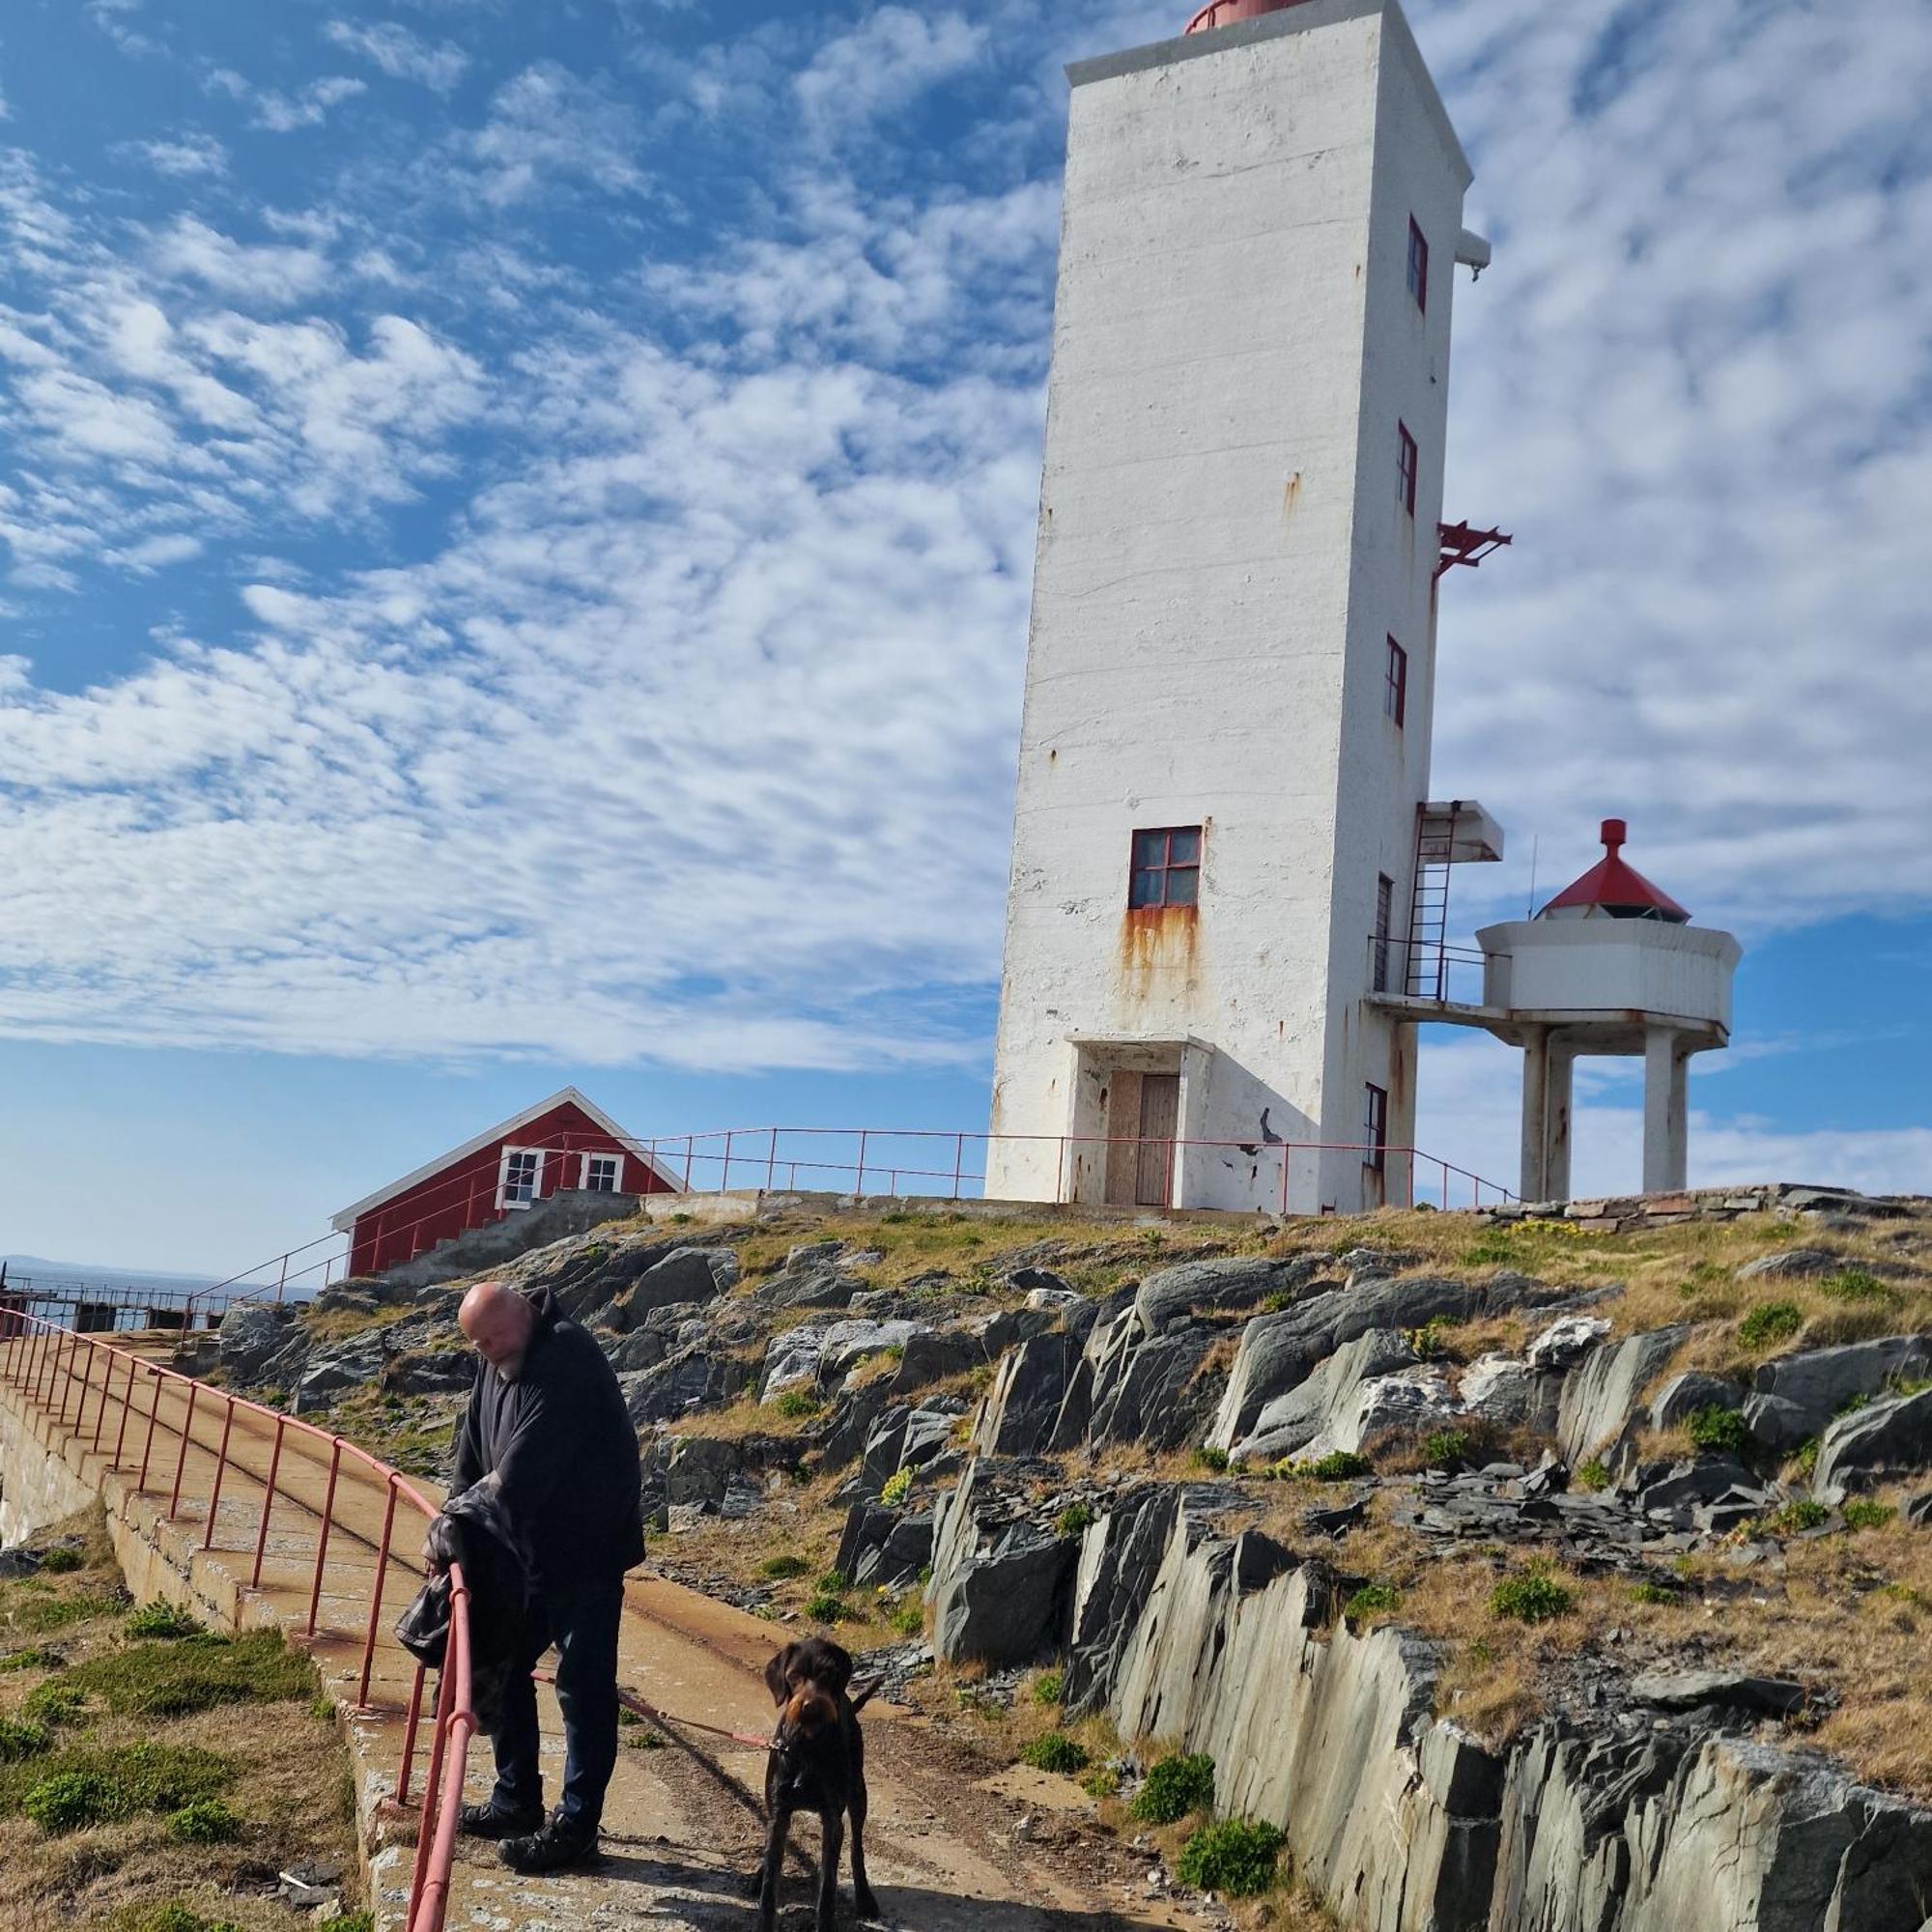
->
[0, 0, 1927, 1274]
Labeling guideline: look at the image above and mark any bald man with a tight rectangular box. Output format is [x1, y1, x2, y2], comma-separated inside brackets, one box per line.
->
[435, 1278, 642, 1874]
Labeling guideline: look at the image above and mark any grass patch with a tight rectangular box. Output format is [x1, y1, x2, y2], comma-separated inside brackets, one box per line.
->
[0, 1646, 66, 1672]
[0, 1715, 50, 1761]
[1820, 1268, 1892, 1302]
[1843, 1501, 1896, 1531]
[1080, 1765, 1120, 1799]
[1344, 1583, 1402, 1622]
[1193, 1445, 1231, 1473]
[167, 1797, 242, 1843]
[1299, 1451, 1372, 1482]
[802, 1593, 845, 1623]
[1032, 1670, 1065, 1707]
[8, 1590, 127, 1634]
[123, 1602, 202, 1641]
[59, 1629, 317, 1718]
[1575, 1461, 1610, 1492]
[1420, 1429, 1470, 1470]
[1738, 1301, 1804, 1350]
[1686, 1406, 1750, 1455]
[23, 1678, 89, 1725]
[771, 1388, 823, 1418]
[1176, 1817, 1285, 1897]
[1130, 1750, 1215, 1824]
[38, 1548, 83, 1576]
[889, 1601, 924, 1637]
[1054, 1502, 1094, 1538]
[1761, 1499, 1831, 1536]
[1630, 1581, 1683, 1606]
[759, 1553, 810, 1580]
[6, 1741, 234, 1832]
[1019, 1733, 1090, 1775]
[1491, 1564, 1575, 1625]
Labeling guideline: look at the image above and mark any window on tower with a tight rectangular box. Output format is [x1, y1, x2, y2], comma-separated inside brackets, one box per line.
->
[1407, 217, 1429, 313]
[1397, 423, 1418, 516]
[1363, 1083, 1389, 1173]
[1373, 875, 1394, 993]
[1384, 637, 1407, 726]
[1128, 827, 1201, 909]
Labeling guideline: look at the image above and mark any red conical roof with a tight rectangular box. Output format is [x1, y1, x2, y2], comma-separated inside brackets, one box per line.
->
[1539, 819, 1690, 923]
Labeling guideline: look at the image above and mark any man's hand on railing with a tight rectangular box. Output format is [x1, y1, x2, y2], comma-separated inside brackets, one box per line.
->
[422, 1513, 461, 1576]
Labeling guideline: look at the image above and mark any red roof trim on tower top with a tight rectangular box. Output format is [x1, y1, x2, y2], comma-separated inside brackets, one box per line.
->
[1184, 0, 1313, 34]
[1540, 818, 1691, 922]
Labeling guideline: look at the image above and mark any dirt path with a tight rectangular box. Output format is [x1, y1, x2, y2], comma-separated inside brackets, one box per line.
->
[6, 1332, 1202, 1932]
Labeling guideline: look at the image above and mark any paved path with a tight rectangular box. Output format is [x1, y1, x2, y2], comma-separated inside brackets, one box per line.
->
[6, 1331, 1187, 1932]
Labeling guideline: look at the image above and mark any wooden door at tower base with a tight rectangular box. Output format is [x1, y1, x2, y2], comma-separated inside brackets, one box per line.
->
[1135, 1073, 1179, 1208]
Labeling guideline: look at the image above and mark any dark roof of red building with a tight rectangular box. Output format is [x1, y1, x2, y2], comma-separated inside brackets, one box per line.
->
[1540, 819, 1690, 923]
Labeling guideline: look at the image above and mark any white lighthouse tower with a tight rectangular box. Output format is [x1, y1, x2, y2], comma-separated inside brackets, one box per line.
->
[987, 0, 1501, 1215]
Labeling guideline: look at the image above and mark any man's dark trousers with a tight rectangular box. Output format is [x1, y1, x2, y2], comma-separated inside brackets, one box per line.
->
[488, 1575, 624, 1838]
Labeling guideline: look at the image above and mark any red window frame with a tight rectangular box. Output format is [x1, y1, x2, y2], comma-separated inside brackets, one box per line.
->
[1128, 826, 1202, 909]
[1397, 423, 1418, 516]
[1373, 874, 1394, 994]
[1407, 217, 1429, 313]
[1384, 636, 1407, 726]
[1363, 1083, 1389, 1173]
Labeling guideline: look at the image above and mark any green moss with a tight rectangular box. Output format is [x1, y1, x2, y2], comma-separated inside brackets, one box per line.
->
[759, 1554, 810, 1580]
[1490, 1564, 1574, 1625]
[1686, 1406, 1750, 1455]
[1738, 1301, 1804, 1350]
[1130, 1751, 1215, 1824]
[1175, 1817, 1286, 1897]
[1019, 1733, 1089, 1775]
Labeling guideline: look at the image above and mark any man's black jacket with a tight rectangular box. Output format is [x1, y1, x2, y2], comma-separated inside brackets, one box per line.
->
[450, 1286, 643, 1586]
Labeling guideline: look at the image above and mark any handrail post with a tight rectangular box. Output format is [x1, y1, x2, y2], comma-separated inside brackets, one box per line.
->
[307, 1441, 343, 1636]
[855, 1130, 867, 1199]
[138, 1365, 164, 1492]
[952, 1133, 964, 1200]
[396, 1660, 427, 1808]
[90, 1343, 115, 1449]
[250, 1414, 288, 1589]
[168, 1382, 199, 1519]
[722, 1129, 733, 1191]
[766, 1127, 778, 1193]
[203, 1398, 237, 1550]
[357, 1478, 401, 1708]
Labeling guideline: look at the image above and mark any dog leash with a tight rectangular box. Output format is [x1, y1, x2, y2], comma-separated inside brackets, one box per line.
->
[531, 1669, 771, 1750]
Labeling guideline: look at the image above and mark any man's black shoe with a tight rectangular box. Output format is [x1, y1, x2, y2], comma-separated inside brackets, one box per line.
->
[497, 1814, 601, 1875]
[457, 1801, 544, 1840]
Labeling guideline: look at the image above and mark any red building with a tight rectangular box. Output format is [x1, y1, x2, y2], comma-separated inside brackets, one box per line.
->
[330, 1088, 680, 1279]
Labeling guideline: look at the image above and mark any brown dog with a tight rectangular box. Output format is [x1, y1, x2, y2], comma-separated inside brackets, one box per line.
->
[758, 1636, 880, 1931]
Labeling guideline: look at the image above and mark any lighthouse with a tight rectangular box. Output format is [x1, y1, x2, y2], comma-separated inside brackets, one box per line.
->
[986, 0, 1501, 1214]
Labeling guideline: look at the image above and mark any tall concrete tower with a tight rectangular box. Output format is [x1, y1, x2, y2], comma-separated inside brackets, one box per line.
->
[987, 0, 1498, 1216]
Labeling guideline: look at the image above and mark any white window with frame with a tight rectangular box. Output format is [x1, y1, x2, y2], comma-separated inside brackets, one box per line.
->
[580, 1152, 623, 1194]
[497, 1146, 544, 1209]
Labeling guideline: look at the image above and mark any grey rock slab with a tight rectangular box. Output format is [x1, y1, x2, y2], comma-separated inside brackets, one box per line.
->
[1418, 1719, 1505, 1818]
[618, 1349, 738, 1425]
[1754, 1335, 1932, 1440]
[1133, 1254, 1324, 1335]
[1557, 1325, 1690, 1467]
[1525, 1315, 1612, 1372]
[1233, 1327, 1416, 1465]
[663, 1436, 741, 1511]
[1649, 1371, 1746, 1433]
[1090, 1326, 1216, 1451]
[1814, 1388, 1932, 1502]
[1737, 1248, 1847, 1280]
[1742, 1390, 1812, 1454]
[217, 1304, 300, 1384]
[1908, 1491, 1932, 1528]
[971, 1330, 1085, 1459]
[1630, 1670, 1806, 1716]
[631, 1246, 739, 1313]
[603, 1328, 668, 1375]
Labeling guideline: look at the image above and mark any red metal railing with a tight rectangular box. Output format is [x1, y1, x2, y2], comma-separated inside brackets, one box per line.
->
[0, 1315, 473, 1932]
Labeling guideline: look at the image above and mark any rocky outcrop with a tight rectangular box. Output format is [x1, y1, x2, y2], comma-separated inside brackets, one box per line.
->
[1556, 1325, 1690, 1468]
[836, 1503, 934, 1587]
[618, 1347, 740, 1425]
[758, 1319, 926, 1400]
[1231, 1328, 1416, 1465]
[1749, 1335, 1932, 1451]
[1208, 1273, 1572, 1456]
[218, 1304, 302, 1384]
[1812, 1387, 1932, 1502]
[926, 1460, 1075, 1665]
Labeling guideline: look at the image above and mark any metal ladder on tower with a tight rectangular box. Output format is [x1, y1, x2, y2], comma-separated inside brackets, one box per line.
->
[1405, 802, 1460, 1001]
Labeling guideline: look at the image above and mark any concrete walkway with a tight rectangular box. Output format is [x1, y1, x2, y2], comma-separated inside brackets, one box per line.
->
[3, 1331, 1185, 1932]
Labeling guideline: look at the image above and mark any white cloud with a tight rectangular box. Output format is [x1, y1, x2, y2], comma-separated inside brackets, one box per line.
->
[150, 216, 331, 303]
[323, 20, 469, 93]
[217, 73, 368, 133]
[463, 65, 646, 204]
[127, 132, 228, 178]
[794, 7, 987, 143]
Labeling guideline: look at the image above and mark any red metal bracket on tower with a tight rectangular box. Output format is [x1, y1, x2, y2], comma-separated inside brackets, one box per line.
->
[1435, 520, 1512, 581]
